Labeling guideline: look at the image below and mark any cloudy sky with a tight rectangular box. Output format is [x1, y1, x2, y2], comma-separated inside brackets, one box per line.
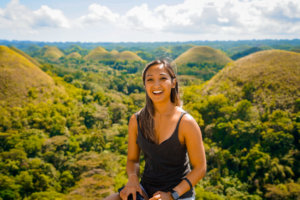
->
[0, 0, 299, 42]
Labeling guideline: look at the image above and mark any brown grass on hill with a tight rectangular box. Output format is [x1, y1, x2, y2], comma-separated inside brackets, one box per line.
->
[84, 46, 143, 62]
[66, 52, 82, 59]
[42, 46, 64, 61]
[202, 50, 300, 111]
[0, 46, 57, 106]
[174, 46, 232, 66]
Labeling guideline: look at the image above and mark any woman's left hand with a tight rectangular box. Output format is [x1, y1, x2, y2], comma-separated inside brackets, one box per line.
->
[149, 191, 173, 200]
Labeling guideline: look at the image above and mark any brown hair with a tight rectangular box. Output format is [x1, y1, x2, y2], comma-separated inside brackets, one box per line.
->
[138, 59, 181, 143]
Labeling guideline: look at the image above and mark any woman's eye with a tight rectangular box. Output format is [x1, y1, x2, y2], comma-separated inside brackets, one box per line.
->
[147, 79, 153, 82]
[161, 77, 167, 80]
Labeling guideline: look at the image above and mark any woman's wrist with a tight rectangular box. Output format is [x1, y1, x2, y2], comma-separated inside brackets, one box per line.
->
[127, 173, 139, 184]
[128, 173, 138, 178]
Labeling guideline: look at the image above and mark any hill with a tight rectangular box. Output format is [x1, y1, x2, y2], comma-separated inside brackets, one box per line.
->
[66, 52, 82, 59]
[0, 46, 56, 106]
[230, 47, 263, 60]
[116, 51, 143, 61]
[84, 46, 143, 62]
[84, 46, 114, 61]
[172, 46, 232, 80]
[202, 50, 300, 111]
[40, 46, 64, 61]
[173, 46, 232, 66]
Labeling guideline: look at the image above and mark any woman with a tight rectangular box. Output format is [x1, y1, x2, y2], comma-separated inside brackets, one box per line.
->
[105, 60, 206, 200]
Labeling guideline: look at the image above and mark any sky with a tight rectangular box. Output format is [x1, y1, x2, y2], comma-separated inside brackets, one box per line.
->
[0, 0, 300, 42]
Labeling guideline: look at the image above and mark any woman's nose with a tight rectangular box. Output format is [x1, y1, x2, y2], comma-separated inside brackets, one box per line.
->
[154, 80, 160, 86]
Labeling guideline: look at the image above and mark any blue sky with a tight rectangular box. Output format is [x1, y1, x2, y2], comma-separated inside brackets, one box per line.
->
[0, 0, 300, 42]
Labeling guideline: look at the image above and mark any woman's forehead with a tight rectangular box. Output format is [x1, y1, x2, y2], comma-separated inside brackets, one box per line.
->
[146, 64, 169, 76]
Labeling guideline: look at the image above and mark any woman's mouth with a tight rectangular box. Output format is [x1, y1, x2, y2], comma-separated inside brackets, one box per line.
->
[152, 90, 163, 95]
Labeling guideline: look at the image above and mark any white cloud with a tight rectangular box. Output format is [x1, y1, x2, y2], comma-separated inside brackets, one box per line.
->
[0, 0, 300, 41]
[78, 3, 119, 25]
[120, 0, 300, 38]
[123, 4, 165, 31]
[33, 5, 70, 28]
[0, 0, 70, 31]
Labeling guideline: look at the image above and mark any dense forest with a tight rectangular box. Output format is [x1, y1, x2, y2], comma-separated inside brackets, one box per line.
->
[0, 40, 299, 200]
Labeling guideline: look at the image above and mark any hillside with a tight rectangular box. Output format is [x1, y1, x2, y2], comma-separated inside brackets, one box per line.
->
[66, 52, 82, 59]
[84, 46, 143, 62]
[230, 46, 263, 60]
[202, 50, 300, 111]
[172, 46, 232, 80]
[174, 46, 232, 66]
[117, 51, 143, 61]
[41, 46, 64, 61]
[0, 46, 56, 106]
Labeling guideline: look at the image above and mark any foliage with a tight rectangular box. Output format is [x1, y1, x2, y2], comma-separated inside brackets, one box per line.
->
[0, 43, 299, 200]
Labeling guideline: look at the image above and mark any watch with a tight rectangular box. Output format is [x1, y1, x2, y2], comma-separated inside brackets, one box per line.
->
[171, 189, 180, 200]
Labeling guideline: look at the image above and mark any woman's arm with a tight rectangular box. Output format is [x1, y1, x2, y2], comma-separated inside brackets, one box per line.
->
[172, 114, 207, 197]
[126, 114, 140, 177]
[150, 114, 206, 200]
[120, 114, 147, 200]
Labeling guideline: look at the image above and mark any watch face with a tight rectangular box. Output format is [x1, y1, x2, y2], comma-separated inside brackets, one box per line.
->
[171, 191, 179, 200]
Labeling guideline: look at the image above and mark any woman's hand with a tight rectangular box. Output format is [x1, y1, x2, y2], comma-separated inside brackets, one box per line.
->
[149, 191, 173, 200]
[119, 175, 147, 200]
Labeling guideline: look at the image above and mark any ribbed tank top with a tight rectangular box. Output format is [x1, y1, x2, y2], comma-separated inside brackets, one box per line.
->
[136, 112, 195, 198]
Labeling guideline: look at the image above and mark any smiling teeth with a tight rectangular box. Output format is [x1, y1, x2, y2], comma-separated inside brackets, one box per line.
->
[153, 91, 163, 94]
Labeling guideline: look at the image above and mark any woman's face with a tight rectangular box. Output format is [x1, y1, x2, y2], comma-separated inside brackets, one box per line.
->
[144, 63, 176, 104]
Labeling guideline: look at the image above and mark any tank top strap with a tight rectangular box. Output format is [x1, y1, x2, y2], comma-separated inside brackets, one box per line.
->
[174, 112, 187, 134]
[135, 112, 141, 133]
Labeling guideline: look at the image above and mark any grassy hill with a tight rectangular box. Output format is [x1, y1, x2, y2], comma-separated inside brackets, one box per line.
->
[117, 51, 143, 61]
[84, 46, 143, 62]
[40, 46, 64, 61]
[173, 46, 232, 66]
[230, 47, 264, 60]
[0, 46, 57, 106]
[202, 50, 300, 111]
[66, 52, 82, 59]
[172, 46, 232, 80]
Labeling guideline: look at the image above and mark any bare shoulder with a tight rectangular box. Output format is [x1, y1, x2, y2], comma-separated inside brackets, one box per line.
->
[128, 113, 138, 133]
[180, 112, 202, 138]
[181, 113, 199, 129]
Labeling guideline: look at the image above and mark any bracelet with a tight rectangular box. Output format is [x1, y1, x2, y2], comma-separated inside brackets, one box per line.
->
[183, 177, 193, 190]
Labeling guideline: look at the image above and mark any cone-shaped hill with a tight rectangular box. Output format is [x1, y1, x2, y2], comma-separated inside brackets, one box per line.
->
[0, 46, 56, 106]
[84, 46, 143, 62]
[40, 46, 64, 61]
[173, 46, 232, 80]
[117, 51, 143, 61]
[174, 46, 232, 66]
[202, 50, 300, 111]
[66, 52, 82, 59]
[84, 46, 114, 61]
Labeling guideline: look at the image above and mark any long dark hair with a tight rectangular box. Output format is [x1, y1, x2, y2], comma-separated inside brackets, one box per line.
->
[138, 59, 181, 143]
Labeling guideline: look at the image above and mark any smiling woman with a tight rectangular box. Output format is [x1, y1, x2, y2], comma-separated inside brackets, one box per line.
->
[104, 59, 206, 200]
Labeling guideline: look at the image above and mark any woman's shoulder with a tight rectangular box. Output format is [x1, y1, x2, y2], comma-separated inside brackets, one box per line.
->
[178, 109, 200, 132]
[129, 113, 138, 128]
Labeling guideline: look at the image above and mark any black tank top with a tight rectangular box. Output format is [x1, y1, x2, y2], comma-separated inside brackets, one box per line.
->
[136, 112, 195, 198]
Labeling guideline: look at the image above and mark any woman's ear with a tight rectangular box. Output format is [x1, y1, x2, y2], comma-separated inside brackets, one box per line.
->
[172, 78, 176, 88]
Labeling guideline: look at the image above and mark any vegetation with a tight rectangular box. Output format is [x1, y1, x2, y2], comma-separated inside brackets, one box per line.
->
[0, 41, 299, 200]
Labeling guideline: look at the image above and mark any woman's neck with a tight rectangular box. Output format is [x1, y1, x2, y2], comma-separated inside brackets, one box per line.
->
[153, 101, 176, 116]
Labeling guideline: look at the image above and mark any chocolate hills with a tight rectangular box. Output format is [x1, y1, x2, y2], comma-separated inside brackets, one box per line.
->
[0, 46, 56, 106]
[66, 52, 82, 59]
[202, 50, 300, 111]
[84, 46, 143, 62]
[174, 46, 232, 66]
[172, 46, 232, 80]
[40, 46, 64, 61]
